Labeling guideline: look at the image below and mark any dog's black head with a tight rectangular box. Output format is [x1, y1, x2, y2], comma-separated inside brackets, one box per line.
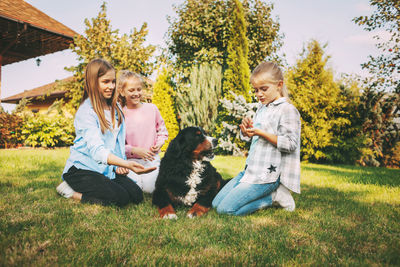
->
[166, 127, 218, 161]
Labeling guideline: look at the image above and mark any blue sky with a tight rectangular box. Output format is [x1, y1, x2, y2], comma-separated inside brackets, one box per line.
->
[1, 0, 379, 111]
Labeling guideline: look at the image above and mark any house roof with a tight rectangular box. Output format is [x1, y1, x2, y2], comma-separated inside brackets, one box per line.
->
[0, 0, 77, 65]
[1, 76, 74, 104]
[2, 76, 155, 104]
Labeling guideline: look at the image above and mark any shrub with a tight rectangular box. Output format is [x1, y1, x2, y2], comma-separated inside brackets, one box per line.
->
[175, 63, 222, 133]
[152, 68, 180, 150]
[0, 111, 23, 148]
[21, 107, 75, 148]
[217, 92, 257, 156]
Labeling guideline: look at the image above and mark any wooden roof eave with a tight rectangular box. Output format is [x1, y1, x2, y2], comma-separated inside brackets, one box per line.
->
[0, 13, 76, 41]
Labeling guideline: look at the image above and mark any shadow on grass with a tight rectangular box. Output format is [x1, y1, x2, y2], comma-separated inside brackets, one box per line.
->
[250, 182, 400, 265]
[302, 163, 400, 187]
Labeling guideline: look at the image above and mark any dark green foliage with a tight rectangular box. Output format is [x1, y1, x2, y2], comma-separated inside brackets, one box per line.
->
[358, 86, 400, 167]
[323, 77, 365, 164]
[167, 0, 282, 72]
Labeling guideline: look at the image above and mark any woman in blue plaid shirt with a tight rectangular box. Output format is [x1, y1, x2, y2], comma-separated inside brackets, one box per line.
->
[213, 61, 301, 215]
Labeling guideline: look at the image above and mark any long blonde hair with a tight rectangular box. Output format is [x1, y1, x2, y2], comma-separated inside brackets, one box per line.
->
[250, 61, 289, 99]
[117, 70, 144, 107]
[82, 58, 123, 134]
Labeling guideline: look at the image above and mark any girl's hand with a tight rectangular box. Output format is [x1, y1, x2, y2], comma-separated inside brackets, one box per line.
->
[115, 167, 129, 175]
[246, 128, 261, 137]
[240, 124, 249, 137]
[150, 144, 162, 153]
[132, 147, 155, 161]
[242, 117, 253, 128]
[240, 117, 253, 137]
[127, 161, 156, 174]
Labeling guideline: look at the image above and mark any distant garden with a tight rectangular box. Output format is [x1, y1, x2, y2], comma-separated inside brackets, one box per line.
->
[0, 0, 399, 168]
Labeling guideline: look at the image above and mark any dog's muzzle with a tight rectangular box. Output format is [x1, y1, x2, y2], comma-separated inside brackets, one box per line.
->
[203, 136, 218, 161]
[207, 136, 218, 149]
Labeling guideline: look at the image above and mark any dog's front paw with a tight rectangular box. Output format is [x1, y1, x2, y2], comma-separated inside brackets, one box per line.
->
[158, 205, 177, 219]
[187, 203, 210, 218]
[163, 213, 178, 220]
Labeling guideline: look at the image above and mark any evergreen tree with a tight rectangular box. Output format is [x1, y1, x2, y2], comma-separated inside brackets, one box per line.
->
[325, 75, 365, 164]
[222, 0, 251, 102]
[152, 68, 180, 150]
[286, 40, 350, 162]
[175, 63, 222, 133]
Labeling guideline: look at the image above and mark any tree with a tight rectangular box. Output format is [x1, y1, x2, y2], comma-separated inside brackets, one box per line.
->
[357, 86, 399, 167]
[353, 0, 399, 93]
[65, 2, 156, 109]
[222, 0, 251, 102]
[167, 0, 282, 71]
[286, 40, 351, 162]
[354, 0, 400, 167]
[325, 75, 365, 164]
[243, 0, 284, 70]
[175, 63, 222, 132]
[152, 68, 180, 150]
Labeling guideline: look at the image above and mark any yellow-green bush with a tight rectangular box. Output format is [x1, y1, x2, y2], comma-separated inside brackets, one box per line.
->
[152, 68, 179, 151]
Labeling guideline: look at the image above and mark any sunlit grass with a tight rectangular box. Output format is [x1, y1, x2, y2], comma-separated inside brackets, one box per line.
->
[1, 148, 399, 266]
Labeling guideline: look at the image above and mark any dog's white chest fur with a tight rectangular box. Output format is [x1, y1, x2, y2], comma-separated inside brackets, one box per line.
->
[178, 161, 204, 206]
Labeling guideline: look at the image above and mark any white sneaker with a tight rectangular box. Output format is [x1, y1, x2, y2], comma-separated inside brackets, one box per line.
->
[56, 181, 75, 199]
[272, 184, 295, 212]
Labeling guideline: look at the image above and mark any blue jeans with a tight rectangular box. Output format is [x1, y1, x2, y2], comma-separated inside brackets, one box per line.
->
[212, 171, 280, 216]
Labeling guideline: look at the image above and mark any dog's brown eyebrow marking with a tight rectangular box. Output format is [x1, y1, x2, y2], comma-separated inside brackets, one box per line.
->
[196, 131, 201, 135]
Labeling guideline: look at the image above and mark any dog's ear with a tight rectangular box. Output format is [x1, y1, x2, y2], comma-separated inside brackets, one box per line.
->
[166, 133, 182, 158]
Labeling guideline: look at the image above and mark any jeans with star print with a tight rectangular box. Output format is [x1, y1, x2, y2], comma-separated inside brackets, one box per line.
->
[212, 171, 280, 216]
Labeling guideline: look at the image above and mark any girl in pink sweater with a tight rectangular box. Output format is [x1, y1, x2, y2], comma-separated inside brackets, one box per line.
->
[118, 70, 168, 193]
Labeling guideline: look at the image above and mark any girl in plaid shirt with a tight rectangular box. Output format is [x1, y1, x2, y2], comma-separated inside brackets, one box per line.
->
[213, 61, 301, 215]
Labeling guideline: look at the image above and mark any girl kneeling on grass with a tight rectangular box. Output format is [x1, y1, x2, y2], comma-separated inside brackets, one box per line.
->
[212, 61, 301, 215]
[117, 70, 168, 194]
[56, 58, 155, 207]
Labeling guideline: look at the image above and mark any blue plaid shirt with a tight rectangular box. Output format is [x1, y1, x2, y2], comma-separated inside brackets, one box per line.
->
[240, 97, 301, 194]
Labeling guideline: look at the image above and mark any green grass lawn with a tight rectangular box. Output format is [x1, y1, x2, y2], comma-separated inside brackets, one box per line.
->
[0, 148, 399, 266]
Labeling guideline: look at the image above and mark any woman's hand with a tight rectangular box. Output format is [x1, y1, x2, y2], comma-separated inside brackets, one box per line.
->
[132, 147, 155, 161]
[115, 167, 129, 175]
[126, 160, 156, 174]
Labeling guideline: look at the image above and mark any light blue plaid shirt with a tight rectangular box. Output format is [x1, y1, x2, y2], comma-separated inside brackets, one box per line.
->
[240, 97, 301, 194]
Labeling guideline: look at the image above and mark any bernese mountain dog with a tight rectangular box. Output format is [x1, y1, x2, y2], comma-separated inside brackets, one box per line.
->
[152, 126, 228, 219]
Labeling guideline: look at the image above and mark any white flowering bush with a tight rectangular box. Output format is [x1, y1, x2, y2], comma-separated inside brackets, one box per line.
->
[218, 92, 258, 156]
